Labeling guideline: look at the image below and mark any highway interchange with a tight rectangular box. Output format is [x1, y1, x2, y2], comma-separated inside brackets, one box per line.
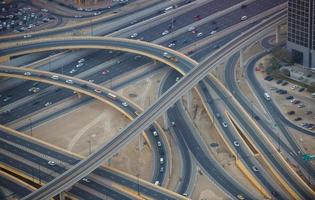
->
[0, 0, 314, 200]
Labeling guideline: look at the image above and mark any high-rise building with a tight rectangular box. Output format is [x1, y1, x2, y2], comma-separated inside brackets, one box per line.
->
[287, 0, 315, 68]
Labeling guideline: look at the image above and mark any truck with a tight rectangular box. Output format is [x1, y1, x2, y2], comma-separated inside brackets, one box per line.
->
[107, 93, 117, 100]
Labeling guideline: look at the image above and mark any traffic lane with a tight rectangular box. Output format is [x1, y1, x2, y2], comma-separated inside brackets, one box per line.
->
[161, 0, 287, 50]
[199, 81, 285, 199]
[0, 175, 32, 198]
[0, 0, 169, 42]
[168, 103, 255, 199]
[205, 78, 313, 199]
[162, 70, 192, 194]
[137, 0, 243, 41]
[0, 50, 121, 107]
[0, 142, 133, 200]
[0, 129, 176, 200]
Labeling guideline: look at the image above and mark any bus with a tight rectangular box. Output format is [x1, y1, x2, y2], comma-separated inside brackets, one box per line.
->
[264, 92, 271, 101]
[107, 93, 117, 100]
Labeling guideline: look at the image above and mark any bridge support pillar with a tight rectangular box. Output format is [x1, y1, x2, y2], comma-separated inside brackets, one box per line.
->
[0, 55, 10, 63]
[187, 89, 192, 114]
[275, 24, 281, 44]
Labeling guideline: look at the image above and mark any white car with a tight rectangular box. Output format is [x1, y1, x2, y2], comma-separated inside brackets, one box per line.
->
[233, 141, 240, 147]
[155, 181, 160, 185]
[168, 43, 175, 48]
[76, 63, 84, 68]
[69, 69, 77, 74]
[241, 15, 247, 21]
[153, 131, 158, 137]
[130, 33, 138, 38]
[41, 8, 48, 12]
[24, 71, 31, 76]
[88, 79, 94, 83]
[252, 166, 259, 172]
[78, 58, 85, 63]
[82, 178, 90, 183]
[210, 30, 217, 35]
[197, 32, 203, 37]
[66, 79, 73, 84]
[48, 160, 56, 166]
[162, 30, 169, 35]
[222, 121, 228, 128]
[122, 102, 128, 107]
[175, 77, 180, 81]
[94, 89, 102, 93]
[157, 141, 161, 147]
[23, 34, 31, 38]
[45, 102, 52, 107]
[51, 75, 59, 80]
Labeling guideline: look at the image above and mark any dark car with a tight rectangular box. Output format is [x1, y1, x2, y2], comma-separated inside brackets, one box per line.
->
[281, 81, 288, 86]
[294, 117, 302, 121]
[298, 88, 305, 92]
[293, 100, 301, 104]
[276, 80, 283, 84]
[286, 96, 294, 100]
[287, 111, 295, 115]
[306, 111, 313, 115]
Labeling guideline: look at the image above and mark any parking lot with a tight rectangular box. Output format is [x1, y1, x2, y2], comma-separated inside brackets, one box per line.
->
[263, 75, 315, 130]
[0, 1, 57, 35]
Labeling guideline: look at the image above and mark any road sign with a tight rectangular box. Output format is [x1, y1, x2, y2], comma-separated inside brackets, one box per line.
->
[302, 154, 315, 161]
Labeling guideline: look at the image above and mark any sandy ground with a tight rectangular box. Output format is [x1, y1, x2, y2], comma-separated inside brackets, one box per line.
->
[191, 167, 229, 200]
[182, 89, 263, 199]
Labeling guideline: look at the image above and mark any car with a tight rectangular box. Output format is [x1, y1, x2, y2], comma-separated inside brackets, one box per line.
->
[188, 26, 195, 31]
[291, 85, 297, 90]
[222, 121, 228, 128]
[66, 80, 73, 84]
[78, 58, 85, 63]
[51, 75, 59, 80]
[23, 34, 31, 38]
[82, 178, 90, 183]
[252, 166, 259, 172]
[168, 43, 175, 47]
[76, 63, 84, 68]
[3, 96, 12, 102]
[134, 55, 142, 60]
[44, 102, 52, 107]
[69, 69, 77, 74]
[233, 141, 240, 147]
[290, 99, 297, 103]
[237, 194, 245, 200]
[48, 160, 56, 166]
[154, 181, 160, 185]
[24, 71, 31, 76]
[157, 141, 162, 147]
[153, 131, 158, 137]
[162, 30, 169, 35]
[297, 104, 305, 108]
[160, 167, 164, 173]
[122, 102, 128, 107]
[130, 33, 138, 38]
[94, 11, 102, 16]
[294, 117, 302, 121]
[182, 193, 188, 197]
[160, 157, 164, 164]
[88, 79, 94, 83]
[28, 87, 40, 93]
[171, 121, 176, 126]
[241, 15, 247, 21]
[210, 30, 217, 35]
[101, 70, 109, 75]
[282, 81, 288, 86]
[298, 87, 305, 92]
[306, 111, 313, 115]
[287, 111, 295, 115]
[94, 89, 102, 93]
[286, 95, 293, 100]
[41, 8, 48, 12]
[271, 191, 279, 197]
[276, 80, 283, 84]
[293, 100, 301, 104]
[197, 32, 203, 37]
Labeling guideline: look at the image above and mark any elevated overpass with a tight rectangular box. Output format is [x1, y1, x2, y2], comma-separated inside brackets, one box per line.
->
[1, 9, 313, 200]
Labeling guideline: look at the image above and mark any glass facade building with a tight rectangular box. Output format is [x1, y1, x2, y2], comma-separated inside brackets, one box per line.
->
[287, 0, 315, 68]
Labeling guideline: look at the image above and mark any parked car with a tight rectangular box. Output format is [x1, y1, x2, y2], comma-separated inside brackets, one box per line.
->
[287, 111, 295, 115]
[294, 117, 302, 121]
[276, 80, 283, 84]
[298, 87, 305, 92]
[286, 95, 293, 100]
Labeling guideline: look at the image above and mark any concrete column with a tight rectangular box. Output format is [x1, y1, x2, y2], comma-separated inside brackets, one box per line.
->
[187, 89, 192, 114]
[275, 24, 281, 44]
